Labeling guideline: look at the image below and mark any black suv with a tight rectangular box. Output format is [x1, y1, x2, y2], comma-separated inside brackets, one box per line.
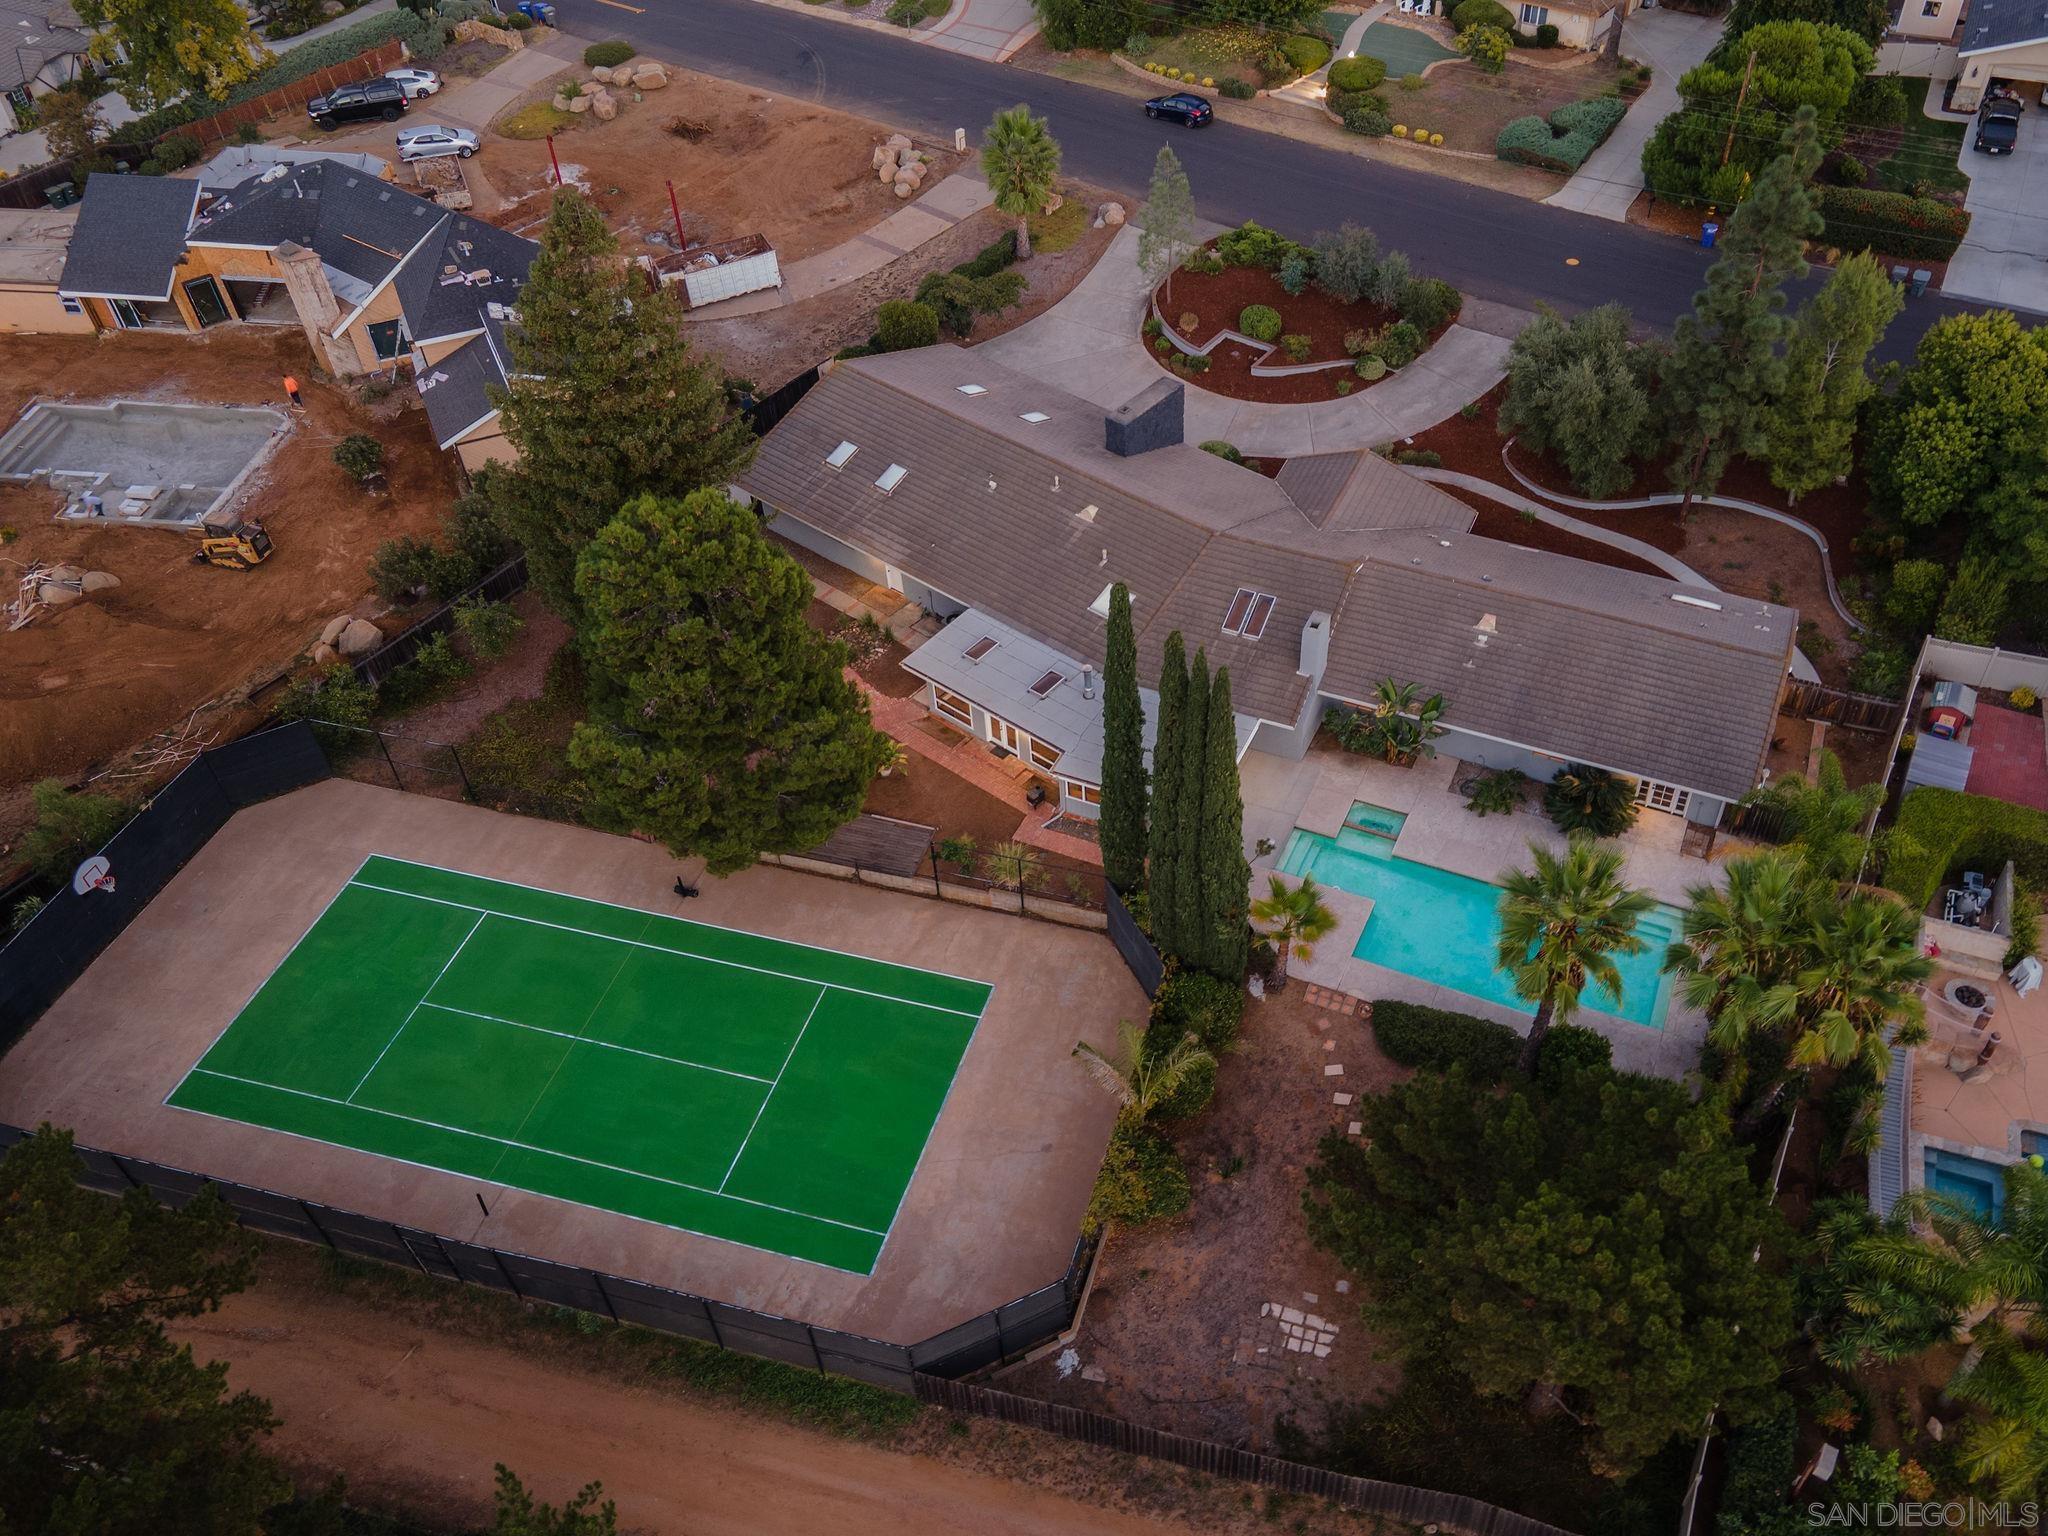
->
[308, 78, 408, 130]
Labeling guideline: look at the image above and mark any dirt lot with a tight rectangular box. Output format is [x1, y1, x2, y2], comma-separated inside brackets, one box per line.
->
[1004, 986, 1404, 1449]
[0, 328, 459, 797]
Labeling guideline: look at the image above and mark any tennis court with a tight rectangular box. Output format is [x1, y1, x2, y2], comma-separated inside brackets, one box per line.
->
[166, 855, 991, 1274]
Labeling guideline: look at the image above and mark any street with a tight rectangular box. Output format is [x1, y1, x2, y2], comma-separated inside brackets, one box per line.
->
[547, 0, 2012, 361]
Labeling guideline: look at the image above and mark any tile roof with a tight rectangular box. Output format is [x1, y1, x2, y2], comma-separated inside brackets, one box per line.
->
[739, 346, 1796, 802]
[1961, 0, 2048, 52]
[56, 174, 199, 300]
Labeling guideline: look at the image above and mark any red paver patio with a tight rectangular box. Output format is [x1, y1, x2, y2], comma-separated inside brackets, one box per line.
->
[1965, 703, 2048, 812]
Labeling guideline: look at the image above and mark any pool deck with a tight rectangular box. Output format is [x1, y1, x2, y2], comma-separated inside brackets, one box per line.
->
[1908, 966, 2048, 1186]
[1243, 748, 1713, 1081]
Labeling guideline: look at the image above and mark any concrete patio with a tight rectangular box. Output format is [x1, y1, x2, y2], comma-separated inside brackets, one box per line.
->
[1241, 744, 1714, 1080]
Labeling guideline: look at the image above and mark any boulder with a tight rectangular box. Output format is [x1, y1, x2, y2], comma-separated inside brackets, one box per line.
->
[591, 90, 618, 121]
[78, 570, 120, 592]
[631, 63, 668, 89]
[565, 92, 591, 113]
[579, 78, 605, 95]
[336, 618, 382, 656]
[610, 64, 636, 85]
[894, 180, 914, 198]
[320, 614, 351, 646]
[1097, 200, 1125, 227]
[871, 145, 891, 170]
[884, 132, 911, 151]
[44, 562, 82, 582]
[37, 583, 82, 606]
[878, 162, 896, 185]
[310, 642, 340, 668]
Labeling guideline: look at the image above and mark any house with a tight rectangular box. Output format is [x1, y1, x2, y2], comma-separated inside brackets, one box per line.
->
[738, 346, 1797, 828]
[1950, 0, 2048, 107]
[193, 143, 393, 192]
[1890, 0, 1964, 45]
[0, 0, 89, 138]
[55, 159, 537, 471]
[1511, 0, 1639, 51]
[0, 204, 89, 333]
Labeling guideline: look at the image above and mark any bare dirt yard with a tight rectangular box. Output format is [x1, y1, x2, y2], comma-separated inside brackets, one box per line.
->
[180, 1243, 1418, 1535]
[0, 328, 459, 799]
[1004, 986, 1404, 1450]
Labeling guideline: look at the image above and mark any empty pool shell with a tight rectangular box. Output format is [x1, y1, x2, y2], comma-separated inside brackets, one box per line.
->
[0, 398, 289, 528]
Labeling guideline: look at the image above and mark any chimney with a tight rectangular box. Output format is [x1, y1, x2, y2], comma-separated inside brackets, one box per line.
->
[1296, 610, 1331, 688]
[273, 241, 359, 377]
[1103, 377, 1184, 458]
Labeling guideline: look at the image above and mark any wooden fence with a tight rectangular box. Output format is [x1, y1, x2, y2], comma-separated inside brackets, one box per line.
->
[914, 1375, 1580, 1536]
[1778, 679, 1905, 735]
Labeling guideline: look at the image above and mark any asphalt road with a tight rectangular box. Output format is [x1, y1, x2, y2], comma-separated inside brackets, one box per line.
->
[550, 0, 2001, 361]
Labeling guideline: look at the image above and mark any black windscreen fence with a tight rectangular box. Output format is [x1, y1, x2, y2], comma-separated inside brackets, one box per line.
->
[1106, 885, 1164, 998]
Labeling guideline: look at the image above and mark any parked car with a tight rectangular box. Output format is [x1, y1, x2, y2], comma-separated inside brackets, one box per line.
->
[1976, 97, 2023, 155]
[384, 67, 442, 99]
[1144, 92, 1213, 128]
[396, 124, 479, 162]
[308, 78, 408, 129]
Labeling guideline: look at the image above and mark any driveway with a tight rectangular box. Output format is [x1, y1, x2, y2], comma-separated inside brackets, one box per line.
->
[920, 0, 1038, 62]
[1544, 5, 1721, 221]
[1942, 93, 2048, 310]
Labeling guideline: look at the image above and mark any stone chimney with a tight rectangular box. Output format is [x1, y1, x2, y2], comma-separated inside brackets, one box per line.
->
[274, 241, 359, 377]
[1103, 377, 1184, 457]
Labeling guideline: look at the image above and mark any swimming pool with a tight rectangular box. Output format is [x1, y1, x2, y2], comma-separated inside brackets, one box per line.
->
[1277, 811, 1678, 1029]
[1925, 1148, 2010, 1222]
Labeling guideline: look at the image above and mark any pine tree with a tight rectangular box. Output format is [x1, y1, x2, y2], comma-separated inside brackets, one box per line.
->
[1197, 666, 1251, 980]
[1146, 633, 1188, 951]
[1098, 582, 1147, 895]
[1137, 145, 1195, 309]
[568, 491, 887, 874]
[1169, 648, 1212, 967]
[1764, 252, 1901, 499]
[1659, 108, 1822, 514]
[491, 192, 755, 629]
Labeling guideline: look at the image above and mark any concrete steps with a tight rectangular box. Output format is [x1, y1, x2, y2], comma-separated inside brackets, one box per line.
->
[0, 409, 66, 479]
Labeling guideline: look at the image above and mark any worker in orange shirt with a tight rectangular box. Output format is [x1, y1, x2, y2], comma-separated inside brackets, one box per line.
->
[283, 374, 303, 409]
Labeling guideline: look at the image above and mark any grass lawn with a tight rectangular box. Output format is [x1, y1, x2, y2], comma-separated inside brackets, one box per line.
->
[1347, 20, 1457, 78]
[1873, 112, 1969, 197]
[497, 101, 581, 139]
[1029, 197, 1088, 254]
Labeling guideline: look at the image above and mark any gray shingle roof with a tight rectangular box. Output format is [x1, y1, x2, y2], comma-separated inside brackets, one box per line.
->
[0, 0, 87, 94]
[1961, 0, 2048, 53]
[57, 174, 200, 300]
[415, 330, 504, 448]
[741, 347, 1795, 800]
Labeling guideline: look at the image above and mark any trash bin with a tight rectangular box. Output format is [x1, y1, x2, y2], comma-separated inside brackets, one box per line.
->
[44, 181, 79, 209]
[1892, 265, 1911, 286]
[1700, 218, 1719, 249]
[1911, 268, 1932, 297]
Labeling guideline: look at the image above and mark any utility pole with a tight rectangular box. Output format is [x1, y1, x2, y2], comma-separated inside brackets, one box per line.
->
[1720, 50, 1758, 168]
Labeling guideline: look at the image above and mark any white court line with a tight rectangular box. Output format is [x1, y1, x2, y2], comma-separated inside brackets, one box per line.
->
[186, 1068, 888, 1237]
[346, 910, 486, 1103]
[717, 987, 826, 1193]
[416, 1002, 776, 1085]
[348, 878, 986, 1018]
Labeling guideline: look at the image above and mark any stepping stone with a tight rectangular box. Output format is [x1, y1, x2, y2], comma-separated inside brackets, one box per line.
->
[1323, 1063, 1344, 1076]
[1336, 1280, 1351, 1294]
[1324, 1039, 1335, 1050]
[1313, 1344, 1331, 1358]
[1080, 1365, 1107, 1382]
[1281, 1307, 1304, 1324]
[1333, 1092, 1353, 1106]
[1303, 1292, 1319, 1305]
[1348, 1121, 1363, 1136]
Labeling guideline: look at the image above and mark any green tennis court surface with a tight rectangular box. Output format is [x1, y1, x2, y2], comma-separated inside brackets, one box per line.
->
[167, 856, 991, 1273]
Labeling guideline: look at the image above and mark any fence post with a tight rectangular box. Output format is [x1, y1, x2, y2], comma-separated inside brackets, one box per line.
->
[805, 1325, 826, 1374]
[702, 1299, 725, 1348]
[448, 742, 474, 800]
[930, 841, 942, 898]
[298, 1199, 335, 1251]
[590, 1271, 622, 1323]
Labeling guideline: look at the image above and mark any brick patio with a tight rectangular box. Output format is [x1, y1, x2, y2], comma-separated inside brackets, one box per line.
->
[1964, 702, 2048, 814]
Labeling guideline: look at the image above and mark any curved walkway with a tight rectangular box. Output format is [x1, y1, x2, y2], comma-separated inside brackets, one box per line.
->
[1495, 441, 1867, 633]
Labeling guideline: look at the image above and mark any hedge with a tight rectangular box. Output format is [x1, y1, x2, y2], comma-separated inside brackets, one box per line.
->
[1327, 54, 1387, 93]
[583, 40, 635, 66]
[1494, 96, 1626, 172]
[1813, 185, 1970, 262]
[1152, 967, 1245, 1051]
[1280, 34, 1331, 73]
[1451, 0, 1515, 30]
[1886, 786, 2048, 911]
[954, 228, 1017, 279]
[1369, 1000, 1520, 1081]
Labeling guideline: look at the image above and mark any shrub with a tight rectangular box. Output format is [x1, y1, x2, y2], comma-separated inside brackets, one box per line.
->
[1216, 221, 1300, 270]
[1813, 186, 1969, 262]
[1199, 439, 1244, 463]
[582, 39, 635, 65]
[1219, 76, 1257, 98]
[956, 229, 1018, 279]
[1280, 332, 1312, 362]
[274, 665, 378, 751]
[332, 433, 385, 481]
[2007, 880, 2041, 970]
[1085, 1121, 1191, 1231]
[1544, 763, 1638, 837]
[1153, 967, 1246, 1051]
[1496, 97, 1626, 172]
[1536, 1023, 1613, 1090]
[1393, 448, 1441, 467]
[21, 780, 129, 883]
[1237, 303, 1282, 341]
[153, 133, 203, 171]
[1342, 105, 1392, 136]
[1335, 379, 1352, 395]
[1834, 154, 1867, 186]
[1354, 355, 1386, 380]
[1327, 53, 1388, 93]
[369, 535, 442, 602]
[1536, 20, 1558, 44]
[1327, 85, 1387, 117]
[1277, 250, 1313, 295]
[1848, 73, 1910, 128]
[914, 268, 1025, 336]
[453, 596, 523, 659]
[1365, 248, 1410, 307]
[1377, 320, 1424, 368]
[1148, 1047, 1217, 1120]
[380, 630, 471, 711]
[875, 299, 940, 351]
[2014, 685, 2041, 711]
[1463, 765, 1528, 816]
[1459, 22, 1510, 69]
[1279, 34, 1331, 73]
[886, 0, 926, 24]
[1398, 71, 1424, 90]
[1451, 0, 1515, 27]
[1311, 223, 1380, 303]
[1884, 557, 1946, 634]
[1718, 1408, 1800, 1532]
[1886, 787, 2048, 911]
[1370, 1000, 1519, 1081]
[1850, 638, 1911, 696]
[1399, 275, 1461, 331]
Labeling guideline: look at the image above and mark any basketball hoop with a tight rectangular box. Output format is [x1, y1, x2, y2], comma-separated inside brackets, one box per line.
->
[72, 855, 115, 896]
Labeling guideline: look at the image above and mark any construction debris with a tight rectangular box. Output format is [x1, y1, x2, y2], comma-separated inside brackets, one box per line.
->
[664, 115, 711, 141]
[7, 560, 118, 630]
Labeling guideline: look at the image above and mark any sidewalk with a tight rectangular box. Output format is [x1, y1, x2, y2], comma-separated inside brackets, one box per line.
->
[973, 222, 1522, 456]
[1542, 6, 1720, 221]
[422, 27, 584, 132]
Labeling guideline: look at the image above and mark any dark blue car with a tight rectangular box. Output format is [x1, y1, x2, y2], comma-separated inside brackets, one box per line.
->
[1145, 93, 1213, 128]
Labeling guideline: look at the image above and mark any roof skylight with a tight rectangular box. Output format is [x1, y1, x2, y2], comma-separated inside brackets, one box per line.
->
[1028, 669, 1065, 698]
[825, 440, 858, 469]
[1020, 411, 1050, 423]
[875, 463, 907, 493]
[957, 384, 987, 395]
[965, 635, 998, 661]
[1222, 588, 1276, 639]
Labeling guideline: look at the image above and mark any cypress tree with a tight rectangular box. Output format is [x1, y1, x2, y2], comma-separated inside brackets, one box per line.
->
[1098, 582, 1148, 896]
[1198, 667, 1251, 981]
[1170, 648, 1212, 967]
[1146, 633, 1187, 950]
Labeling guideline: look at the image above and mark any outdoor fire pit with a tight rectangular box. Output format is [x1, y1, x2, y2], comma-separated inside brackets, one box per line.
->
[1945, 979, 1992, 1016]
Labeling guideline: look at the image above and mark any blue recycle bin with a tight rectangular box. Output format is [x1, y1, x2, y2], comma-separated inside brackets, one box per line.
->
[1700, 219, 1720, 249]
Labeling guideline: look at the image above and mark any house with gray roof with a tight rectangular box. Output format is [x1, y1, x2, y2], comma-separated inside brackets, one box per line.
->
[738, 346, 1796, 829]
[0, 0, 89, 137]
[1949, 0, 2048, 107]
[53, 159, 535, 469]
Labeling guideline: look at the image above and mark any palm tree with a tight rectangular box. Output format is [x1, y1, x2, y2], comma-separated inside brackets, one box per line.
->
[1951, 1329, 2048, 1497]
[1496, 837, 1654, 1076]
[1666, 849, 1813, 1071]
[1808, 1199, 1971, 1372]
[1748, 748, 1883, 882]
[1250, 874, 1338, 992]
[1072, 1019, 1214, 1123]
[981, 104, 1061, 260]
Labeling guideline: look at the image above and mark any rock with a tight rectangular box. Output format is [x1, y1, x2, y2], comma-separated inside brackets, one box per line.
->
[1041, 191, 1063, 216]
[871, 145, 891, 170]
[631, 63, 668, 89]
[310, 642, 339, 668]
[591, 91, 618, 121]
[612, 64, 637, 84]
[894, 180, 913, 198]
[565, 92, 590, 113]
[44, 562, 82, 581]
[884, 132, 911, 151]
[320, 614, 350, 646]
[78, 570, 119, 592]
[579, 78, 605, 95]
[337, 618, 382, 656]
[878, 162, 896, 185]
[38, 583, 82, 606]
[1099, 200, 1125, 227]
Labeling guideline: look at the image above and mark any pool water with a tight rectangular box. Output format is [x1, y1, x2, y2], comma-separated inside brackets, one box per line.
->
[1277, 816, 1678, 1029]
[1926, 1148, 2010, 1222]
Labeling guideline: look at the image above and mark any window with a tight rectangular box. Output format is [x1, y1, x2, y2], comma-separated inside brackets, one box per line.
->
[1921, 0, 1940, 13]
[875, 463, 907, 493]
[825, 440, 858, 469]
[1633, 779, 1692, 817]
[1028, 669, 1064, 699]
[1065, 780, 1102, 806]
[60, 296, 82, 315]
[1519, 3, 1547, 22]
[932, 686, 973, 726]
[1029, 737, 1061, 770]
[367, 317, 410, 362]
[1222, 587, 1276, 639]
[964, 635, 998, 662]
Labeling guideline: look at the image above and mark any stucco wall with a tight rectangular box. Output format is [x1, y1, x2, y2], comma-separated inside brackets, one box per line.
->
[0, 283, 94, 335]
[454, 424, 515, 474]
[768, 511, 965, 618]
[1953, 47, 2048, 109]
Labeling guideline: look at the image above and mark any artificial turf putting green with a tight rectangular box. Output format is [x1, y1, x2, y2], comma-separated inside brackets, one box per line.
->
[167, 855, 990, 1273]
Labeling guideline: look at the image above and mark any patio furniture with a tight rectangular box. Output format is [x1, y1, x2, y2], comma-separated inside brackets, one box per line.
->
[2010, 955, 2043, 997]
